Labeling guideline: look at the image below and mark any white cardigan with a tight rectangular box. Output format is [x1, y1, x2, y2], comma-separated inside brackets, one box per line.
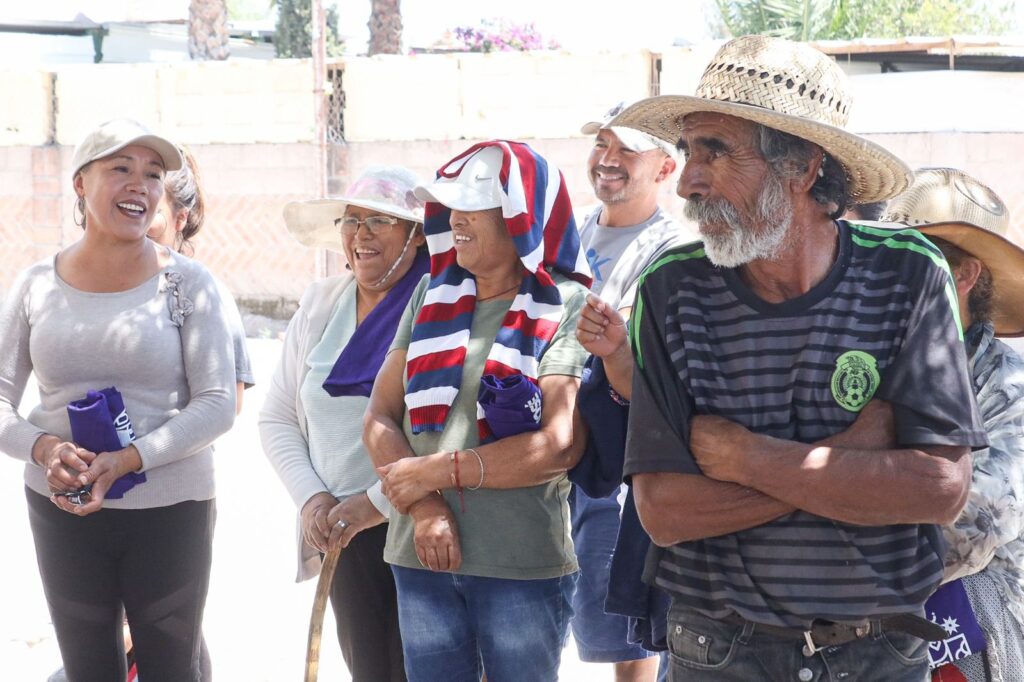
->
[258, 274, 389, 581]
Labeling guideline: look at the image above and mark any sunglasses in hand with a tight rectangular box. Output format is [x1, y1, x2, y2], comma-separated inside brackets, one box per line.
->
[52, 483, 94, 506]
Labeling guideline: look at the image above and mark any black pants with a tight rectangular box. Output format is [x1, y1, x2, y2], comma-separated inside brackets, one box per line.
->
[27, 488, 215, 682]
[329, 522, 406, 682]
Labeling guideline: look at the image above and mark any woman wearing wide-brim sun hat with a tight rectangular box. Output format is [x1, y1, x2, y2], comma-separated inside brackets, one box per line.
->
[0, 118, 238, 681]
[260, 166, 428, 682]
[882, 167, 1024, 682]
[606, 33, 912, 207]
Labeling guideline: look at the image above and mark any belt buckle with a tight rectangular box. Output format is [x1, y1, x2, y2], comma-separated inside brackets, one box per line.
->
[802, 630, 823, 656]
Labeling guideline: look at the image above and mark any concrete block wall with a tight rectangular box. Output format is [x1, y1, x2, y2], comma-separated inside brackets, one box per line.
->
[0, 70, 53, 146]
[52, 60, 314, 146]
[341, 51, 655, 142]
[2, 53, 1024, 308]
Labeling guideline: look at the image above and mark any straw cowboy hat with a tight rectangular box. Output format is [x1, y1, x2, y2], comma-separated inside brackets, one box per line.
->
[606, 35, 911, 203]
[283, 166, 424, 253]
[882, 167, 1024, 337]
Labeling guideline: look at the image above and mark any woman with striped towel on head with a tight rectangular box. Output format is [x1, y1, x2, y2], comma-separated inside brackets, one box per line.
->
[364, 141, 592, 682]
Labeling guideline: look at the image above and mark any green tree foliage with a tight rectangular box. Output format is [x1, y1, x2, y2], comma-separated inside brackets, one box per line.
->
[713, 0, 1014, 41]
[274, 0, 345, 58]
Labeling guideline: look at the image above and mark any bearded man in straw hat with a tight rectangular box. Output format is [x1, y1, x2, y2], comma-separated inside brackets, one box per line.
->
[608, 35, 988, 681]
[883, 169, 1024, 682]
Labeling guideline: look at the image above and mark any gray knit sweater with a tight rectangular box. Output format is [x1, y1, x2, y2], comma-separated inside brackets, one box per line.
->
[0, 252, 236, 508]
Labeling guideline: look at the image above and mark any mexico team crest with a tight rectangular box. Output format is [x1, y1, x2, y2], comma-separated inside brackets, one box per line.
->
[830, 351, 880, 412]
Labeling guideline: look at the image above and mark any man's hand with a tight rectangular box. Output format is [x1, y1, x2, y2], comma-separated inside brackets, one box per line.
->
[409, 493, 462, 572]
[300, 491, 338, 553]
[823, 399, 896, 450]
[690, 415, 757, 484]
[576, 294, 629, 360]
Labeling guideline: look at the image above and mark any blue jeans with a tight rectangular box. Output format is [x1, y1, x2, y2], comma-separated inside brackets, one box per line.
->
[569, 486, 655, 662]
[665, 604, 930, 681]
[391, 565, 576, 682]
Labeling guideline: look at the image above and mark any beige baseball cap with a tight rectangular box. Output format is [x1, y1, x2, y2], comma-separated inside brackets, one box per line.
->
[71, 119, 183, 179]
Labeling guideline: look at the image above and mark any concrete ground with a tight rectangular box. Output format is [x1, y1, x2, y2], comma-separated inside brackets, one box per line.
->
[1, 338, 611, 681]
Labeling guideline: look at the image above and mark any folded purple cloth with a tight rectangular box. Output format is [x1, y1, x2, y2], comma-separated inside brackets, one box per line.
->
[925, 578, 986, 668]
[478, 374, 543, 440]
[67, 387, 146, 499]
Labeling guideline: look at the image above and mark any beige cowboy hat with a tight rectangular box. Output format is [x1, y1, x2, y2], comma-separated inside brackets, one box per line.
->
[881, 167, 1024, 337]
[283, 166, 424, 253]
[606, 35, 911, 203]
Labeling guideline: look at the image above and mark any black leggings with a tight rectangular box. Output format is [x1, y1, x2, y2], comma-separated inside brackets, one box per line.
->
[26, 488, 215, 682]
[329, 523, 406, 682]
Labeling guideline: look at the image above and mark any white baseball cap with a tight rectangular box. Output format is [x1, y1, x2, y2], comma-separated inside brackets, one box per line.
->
[414, 146, 504, 211]
[71, 119, 182, 179]
[581, 101, 676, 156]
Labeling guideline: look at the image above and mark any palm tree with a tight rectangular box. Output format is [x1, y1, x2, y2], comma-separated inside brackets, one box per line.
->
[715, 0, 833, 42]
[367, 0, 402, 55]
[189, 0, 231, 60]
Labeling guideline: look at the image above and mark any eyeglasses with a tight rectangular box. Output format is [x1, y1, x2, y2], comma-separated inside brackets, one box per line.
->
[335, 215, 400, 235]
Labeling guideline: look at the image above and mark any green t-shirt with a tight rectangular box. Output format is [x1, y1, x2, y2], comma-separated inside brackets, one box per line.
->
[385, 273, 589, 580]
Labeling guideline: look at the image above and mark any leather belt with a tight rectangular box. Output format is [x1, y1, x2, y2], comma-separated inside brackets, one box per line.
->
[722, 613, 947, 655]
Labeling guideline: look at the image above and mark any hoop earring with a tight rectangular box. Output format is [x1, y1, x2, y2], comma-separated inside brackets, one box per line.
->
[73, 196, 86, 228]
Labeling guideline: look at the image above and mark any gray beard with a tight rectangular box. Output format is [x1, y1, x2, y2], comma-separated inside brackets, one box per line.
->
[684, 173, 794, 268]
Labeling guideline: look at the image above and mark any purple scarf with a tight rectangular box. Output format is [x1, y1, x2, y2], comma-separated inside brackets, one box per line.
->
[925, 579, 986, 668]
[323, 251, 429, 398]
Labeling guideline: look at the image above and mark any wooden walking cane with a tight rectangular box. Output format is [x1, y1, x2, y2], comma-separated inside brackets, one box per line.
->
[304, 544, 342, 682]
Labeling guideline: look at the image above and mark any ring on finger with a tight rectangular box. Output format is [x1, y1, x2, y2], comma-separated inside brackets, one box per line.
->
[335, 519, 348, 531]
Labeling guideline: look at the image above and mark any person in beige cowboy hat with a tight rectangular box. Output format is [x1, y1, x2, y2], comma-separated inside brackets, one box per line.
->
[609, 35, 987, 681]
[883, 168, 1024, 682]
[260, 166, 427, 682]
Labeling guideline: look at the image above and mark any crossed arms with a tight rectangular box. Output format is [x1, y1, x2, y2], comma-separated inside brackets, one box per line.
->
[633, 400, 971, 548]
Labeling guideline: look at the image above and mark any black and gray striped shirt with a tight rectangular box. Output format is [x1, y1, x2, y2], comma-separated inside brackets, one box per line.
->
[624, 221, 987, 628]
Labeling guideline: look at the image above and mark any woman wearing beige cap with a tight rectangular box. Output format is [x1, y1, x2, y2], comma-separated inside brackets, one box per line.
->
[260, 166, 428, 681]
[0, 119, 238, 680]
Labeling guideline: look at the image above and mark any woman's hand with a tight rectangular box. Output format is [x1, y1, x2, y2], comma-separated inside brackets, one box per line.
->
[33, 435, 93, 494]
[378, 455, 446, 514]
[52, 445, 143, 516]
[326, 492, 387, 550]
[300, 491, 338, 553]
[409, 493, 462, 572]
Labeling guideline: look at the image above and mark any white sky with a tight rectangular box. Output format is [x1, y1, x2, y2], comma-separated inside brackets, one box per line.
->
[2, 0, 714, 51]
[337, 0, 714, 52]
[5, 0, 1022, 54]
